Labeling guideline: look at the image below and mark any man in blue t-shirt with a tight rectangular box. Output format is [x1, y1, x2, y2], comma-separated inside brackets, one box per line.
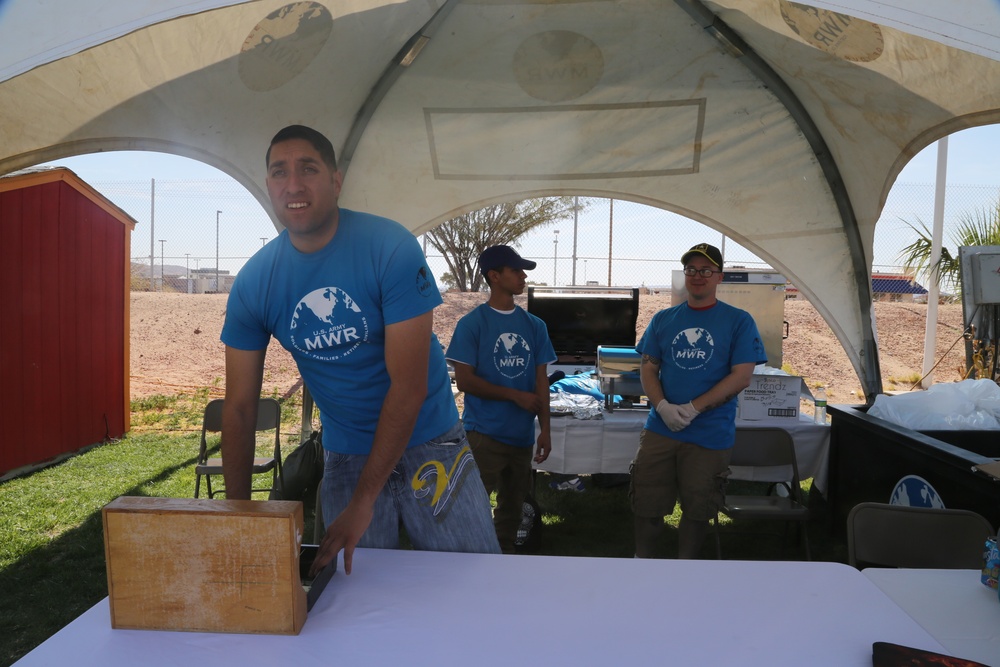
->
[632, 243, 766, 559]
[221, 125, 499, 576]
[446, 246, 556, 553]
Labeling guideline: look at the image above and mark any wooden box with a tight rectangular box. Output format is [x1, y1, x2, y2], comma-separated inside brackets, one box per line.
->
[102, 496, 307, 635]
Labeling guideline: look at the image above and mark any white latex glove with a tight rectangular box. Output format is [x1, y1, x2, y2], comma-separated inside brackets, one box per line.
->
[656, 399, 692, 432]
[677, 401, 700, 422]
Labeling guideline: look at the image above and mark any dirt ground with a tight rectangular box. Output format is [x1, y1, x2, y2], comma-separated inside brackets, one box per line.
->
[130, 291, 969, 406]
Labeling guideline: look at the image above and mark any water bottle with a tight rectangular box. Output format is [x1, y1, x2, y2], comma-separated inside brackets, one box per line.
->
[813, 386, 828, 425]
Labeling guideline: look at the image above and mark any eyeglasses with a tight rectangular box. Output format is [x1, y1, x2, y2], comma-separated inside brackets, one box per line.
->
[683, 266, 722, 277]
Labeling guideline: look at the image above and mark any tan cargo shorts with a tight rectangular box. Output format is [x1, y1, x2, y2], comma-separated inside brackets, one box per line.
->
[629, 428, 731, 522]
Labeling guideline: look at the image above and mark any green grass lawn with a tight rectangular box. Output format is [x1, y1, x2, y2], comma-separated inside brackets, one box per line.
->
[0, 394, 848, 667]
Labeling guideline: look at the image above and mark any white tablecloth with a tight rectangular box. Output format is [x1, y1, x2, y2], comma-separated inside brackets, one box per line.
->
[535, 411, 831, 492]
[864, 568, 1000, 666]
[16, 549, 946, 667]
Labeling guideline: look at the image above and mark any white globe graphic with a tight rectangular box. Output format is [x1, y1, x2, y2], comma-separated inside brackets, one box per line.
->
[889, 475, 945, 509]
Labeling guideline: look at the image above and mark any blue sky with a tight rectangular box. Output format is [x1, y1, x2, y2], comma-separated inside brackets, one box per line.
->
[41, 124, 1000, 283]
[45, 123, 1000, 186]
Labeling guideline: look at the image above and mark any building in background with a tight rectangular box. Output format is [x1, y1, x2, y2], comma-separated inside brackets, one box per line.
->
[871, 274, 930, 303]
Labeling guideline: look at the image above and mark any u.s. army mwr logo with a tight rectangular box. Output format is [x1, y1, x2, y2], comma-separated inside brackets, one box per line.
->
[290, 286, 369, 360]
[493, 333, 533, 379]
[671, 327, 714, 370]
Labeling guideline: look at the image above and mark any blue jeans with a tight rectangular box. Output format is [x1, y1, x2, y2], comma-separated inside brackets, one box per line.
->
[321, 422, 501, 554]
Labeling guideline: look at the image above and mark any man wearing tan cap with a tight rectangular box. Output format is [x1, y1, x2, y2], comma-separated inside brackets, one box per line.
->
[631, 243, 766, 558]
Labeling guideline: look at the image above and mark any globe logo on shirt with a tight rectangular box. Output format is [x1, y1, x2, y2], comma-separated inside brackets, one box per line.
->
[493, 333, 533, 379]
[289, 286, 370, 360]
[671, 327, 715, 370]
[415, 266, 433, 297]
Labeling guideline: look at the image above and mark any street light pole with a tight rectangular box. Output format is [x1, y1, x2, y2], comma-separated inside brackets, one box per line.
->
[553, 229, 560, 286]
[571, 196, 578, 285]
[260, 237, 267, 248]
[215, 210, 222, 293]
[158, 239, 166, 291]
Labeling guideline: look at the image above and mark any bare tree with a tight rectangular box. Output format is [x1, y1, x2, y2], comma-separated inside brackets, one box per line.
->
[425, 197, 583, 292]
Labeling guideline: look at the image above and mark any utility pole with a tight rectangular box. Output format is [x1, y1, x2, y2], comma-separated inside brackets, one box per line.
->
[571, 196, 579, 285]
[216, 210, 222, 293]
[607, 198, 614, 286]
[158, 239, 166, 291]
[149, 179, 155, 291]
[185, 253, 190, 294]
[260, 237, 267, 248]
[553, 229, 560, 286]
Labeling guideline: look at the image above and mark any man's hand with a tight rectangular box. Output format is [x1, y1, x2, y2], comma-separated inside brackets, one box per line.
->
[677, 401, 700, 422]
[513, 390, 546, 414]
[311, 311, 428, 577]
[656, 399, 693, 432]
[453, 363, 545, 414]
[534, 431, 552, 463]
[309, 500, 374, 577]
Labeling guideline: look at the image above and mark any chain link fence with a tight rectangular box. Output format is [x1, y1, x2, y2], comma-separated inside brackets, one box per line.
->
[97, 178, 278, 292]
[95, 178, 998, 293]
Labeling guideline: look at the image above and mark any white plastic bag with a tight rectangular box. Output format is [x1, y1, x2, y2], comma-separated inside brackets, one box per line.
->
[867, 379, 1000, 430]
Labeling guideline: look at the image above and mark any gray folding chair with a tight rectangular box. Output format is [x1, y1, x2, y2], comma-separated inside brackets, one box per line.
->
[846, 501, 994, 569]
[713, 427, 811, 560]
[194, 397, 284, 499]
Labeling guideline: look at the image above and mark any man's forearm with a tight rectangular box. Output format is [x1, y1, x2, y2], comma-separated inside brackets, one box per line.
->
[690, 368, 753, 413]
[456, 371, 522, 404]
[351, 383, 425, 506]
[221, 404, 259, 500]
[535, 367, 551, 433]
[639, 355, 665, 405]
[221, 346, 267, 500]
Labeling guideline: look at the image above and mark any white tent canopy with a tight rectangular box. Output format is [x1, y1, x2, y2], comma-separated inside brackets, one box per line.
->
[2, 0, 1000, 399]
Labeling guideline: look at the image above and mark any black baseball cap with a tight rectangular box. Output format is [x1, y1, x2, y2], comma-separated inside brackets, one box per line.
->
[478, 245, 537, 275]
[681, 243, 723, 269]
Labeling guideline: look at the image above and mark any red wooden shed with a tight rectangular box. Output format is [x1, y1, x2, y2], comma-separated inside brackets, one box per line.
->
[0, 167, 135, 478]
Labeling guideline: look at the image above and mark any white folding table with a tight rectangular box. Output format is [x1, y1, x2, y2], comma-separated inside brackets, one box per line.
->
[16, 549, 947, 667]
[536, 411, 831, 492]
[864, 568, 1000, 666]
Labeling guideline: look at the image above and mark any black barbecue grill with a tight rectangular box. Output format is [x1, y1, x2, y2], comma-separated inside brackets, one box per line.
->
[526, 286, 640, 371]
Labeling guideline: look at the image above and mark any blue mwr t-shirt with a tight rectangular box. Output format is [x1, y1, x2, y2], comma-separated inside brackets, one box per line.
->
[446, 304, 556, 447]
[221, 208, 457, 455]
[636, 300, 766, 449]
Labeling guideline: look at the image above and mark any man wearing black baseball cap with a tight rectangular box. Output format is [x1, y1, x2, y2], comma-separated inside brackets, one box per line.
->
[631, 243, 767, 559]
[446, 245, 556, 553]
[680, 242, 723, 270]
[477, 244, 538, 275]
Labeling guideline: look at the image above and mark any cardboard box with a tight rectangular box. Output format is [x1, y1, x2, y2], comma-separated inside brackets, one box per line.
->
[102, 496, 307, 635]
[738, 374, 802, 420]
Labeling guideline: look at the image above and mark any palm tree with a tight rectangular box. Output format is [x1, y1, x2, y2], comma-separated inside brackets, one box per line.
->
[897, 199, 1000, 297]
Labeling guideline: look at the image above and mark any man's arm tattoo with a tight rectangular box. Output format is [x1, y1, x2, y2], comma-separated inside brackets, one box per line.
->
[698, 393, 739, 412]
